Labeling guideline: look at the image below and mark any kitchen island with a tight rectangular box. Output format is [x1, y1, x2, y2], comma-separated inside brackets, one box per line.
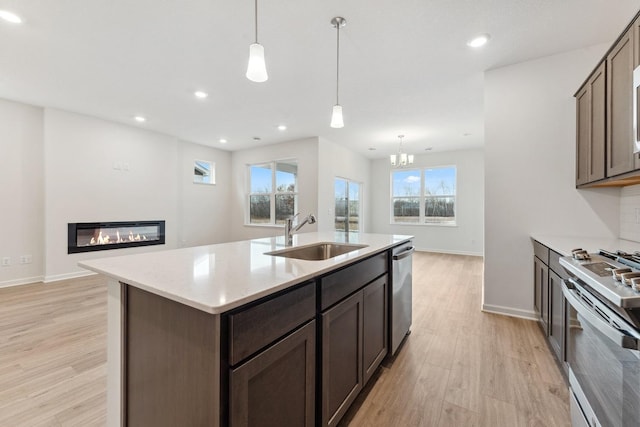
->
[79, 231, 413, 427]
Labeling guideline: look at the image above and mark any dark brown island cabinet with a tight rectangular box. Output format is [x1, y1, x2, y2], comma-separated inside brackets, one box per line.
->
[319, 252, 388, 427]
[122, 245, 404, 427]
[575, 8, 640, 187]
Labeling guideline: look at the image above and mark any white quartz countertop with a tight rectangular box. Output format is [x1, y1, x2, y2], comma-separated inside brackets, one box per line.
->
[79, 232, 413, 314]
[531, 234, 640, 256]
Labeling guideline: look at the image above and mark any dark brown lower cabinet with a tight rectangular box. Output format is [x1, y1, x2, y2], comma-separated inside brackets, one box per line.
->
[533, 255, 549, 334]
[321, 276, 389, 427]
[548, 270, 564, 363]
[230, 320, 316, 427]
[322, 291, 363, 427]
[363, 276, 388, 385]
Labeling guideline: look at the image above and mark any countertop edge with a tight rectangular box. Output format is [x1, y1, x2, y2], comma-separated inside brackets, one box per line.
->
[531, 234, 640, 257]
[79, 234, 414, 314]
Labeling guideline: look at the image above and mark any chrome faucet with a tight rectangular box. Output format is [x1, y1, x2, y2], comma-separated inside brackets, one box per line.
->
[284, 213, 317, 246]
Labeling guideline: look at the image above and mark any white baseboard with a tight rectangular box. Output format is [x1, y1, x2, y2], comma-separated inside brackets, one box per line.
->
[44, 270, 96, 283]
[415, 247, 484, 257]
[0, 275, 45, 289]
[481, 304, 537, 321]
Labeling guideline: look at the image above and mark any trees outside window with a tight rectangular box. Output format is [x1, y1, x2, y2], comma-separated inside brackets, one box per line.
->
[248, 160, 298, 225]
[335, 178, 361, 232]
[391, 166, 456, 225]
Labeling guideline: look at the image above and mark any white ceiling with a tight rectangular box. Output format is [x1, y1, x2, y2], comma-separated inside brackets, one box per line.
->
[1, 0, 639, 158]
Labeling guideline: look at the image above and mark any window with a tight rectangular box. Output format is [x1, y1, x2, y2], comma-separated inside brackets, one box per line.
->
[248, 160, 298, 225]
[334, 178, 361, 232]
[391, 166, 456, 225]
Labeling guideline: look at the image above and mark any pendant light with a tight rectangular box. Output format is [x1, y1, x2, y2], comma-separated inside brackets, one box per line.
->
[330, 17, 346, 128]
[390, 135, 414, 167]
[246, 0, 268, 82]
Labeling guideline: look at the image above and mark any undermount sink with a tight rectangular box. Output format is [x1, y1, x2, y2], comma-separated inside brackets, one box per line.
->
[265, 242, 368, 261]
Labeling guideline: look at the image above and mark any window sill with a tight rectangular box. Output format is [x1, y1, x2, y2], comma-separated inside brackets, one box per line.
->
[390, 222, 457, 228]
[243, 223, 284, 228]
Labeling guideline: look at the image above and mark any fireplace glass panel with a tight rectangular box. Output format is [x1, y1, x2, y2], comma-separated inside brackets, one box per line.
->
[68, 221, 165, 253]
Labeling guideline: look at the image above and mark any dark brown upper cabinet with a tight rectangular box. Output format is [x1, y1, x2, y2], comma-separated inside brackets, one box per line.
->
[576, 62, 606, 185]
[575, 10, 640, 187]
[607, 28, 635, 177]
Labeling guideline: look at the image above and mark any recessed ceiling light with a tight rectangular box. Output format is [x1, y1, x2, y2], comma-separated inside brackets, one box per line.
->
[253, 137, 261, 141]
[0, 10, 22, 24]
[425, 147, 433, 151]
[134, 116, 146, 123]
[194, 91, 208, 99]
[277, 125, 287, 131]
[219, 138, 228, 144]
[467, 34, 490, 48]
[368, 147, 376, 151]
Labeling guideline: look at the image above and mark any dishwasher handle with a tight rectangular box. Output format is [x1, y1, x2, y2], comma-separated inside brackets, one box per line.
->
[393, 246, 415, 261]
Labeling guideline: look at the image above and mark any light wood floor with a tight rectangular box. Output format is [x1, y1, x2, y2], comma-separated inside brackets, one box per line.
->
[0, 252, 570, 426]
[340, 253, 570, 427]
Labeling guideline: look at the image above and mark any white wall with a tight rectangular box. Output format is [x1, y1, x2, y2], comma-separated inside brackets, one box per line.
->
[177, 140, 232, 247]
[317, 138, 372, 233]
[369, 149, 485, 255]
[0, 99, 45, 287]
[229, 138, 320, 241]
[484, 44, 621, 319]
[620, 184, 640, 242]
[42, 110, 233, 281]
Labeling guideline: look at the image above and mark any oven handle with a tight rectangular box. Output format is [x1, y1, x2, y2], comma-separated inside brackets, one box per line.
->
[562, 279, 640, 350]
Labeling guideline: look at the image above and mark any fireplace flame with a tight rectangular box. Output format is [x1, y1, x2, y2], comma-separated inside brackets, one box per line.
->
[88, 228, 148, 246]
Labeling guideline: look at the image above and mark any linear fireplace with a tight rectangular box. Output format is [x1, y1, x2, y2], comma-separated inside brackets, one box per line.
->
[68, 220, 165, 254]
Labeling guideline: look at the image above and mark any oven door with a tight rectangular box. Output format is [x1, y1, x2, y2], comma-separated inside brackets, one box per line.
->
[563, 279, 640, 427]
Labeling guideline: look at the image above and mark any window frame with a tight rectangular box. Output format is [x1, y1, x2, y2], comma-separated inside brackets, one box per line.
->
[334, 177, 363, 233]
[390, 165, 457, 226]
[246, 159, 298, 227]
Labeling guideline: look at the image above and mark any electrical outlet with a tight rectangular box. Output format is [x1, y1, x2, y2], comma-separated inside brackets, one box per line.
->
[1, 257, 10, 267]
[20, 255, 32, 264]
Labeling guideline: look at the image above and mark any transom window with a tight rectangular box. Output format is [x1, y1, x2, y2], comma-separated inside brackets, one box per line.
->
[248, 160, 298, 225]
[391, 166, 456, 225]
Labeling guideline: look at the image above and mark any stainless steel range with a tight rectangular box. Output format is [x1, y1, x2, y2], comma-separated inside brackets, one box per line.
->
[560, 249, 640, 427]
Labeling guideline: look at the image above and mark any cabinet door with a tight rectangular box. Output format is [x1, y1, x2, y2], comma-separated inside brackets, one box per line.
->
[321, 291, 363, 427]
[363, 276, 388, 385]
[576, 84, 590, 185]
[533, 256, 549, 335]
[533, 256, 543, 320]
[607, 29, 635, 177]
[589, 63, 606, 182]
[230, 320, 315, 427]
[548, 270, 564, 363]
[576, 63, 606, 186]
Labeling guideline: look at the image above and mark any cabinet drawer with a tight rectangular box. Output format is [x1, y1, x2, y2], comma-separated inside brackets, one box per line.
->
[320, 252, 388, 311]
[549, 250, 569, 278]
[228, 282, 315, 366]
[533, 240, 549, 265]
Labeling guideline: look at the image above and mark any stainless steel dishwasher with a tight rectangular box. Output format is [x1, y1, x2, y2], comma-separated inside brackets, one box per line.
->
[390, 241, 414, 355]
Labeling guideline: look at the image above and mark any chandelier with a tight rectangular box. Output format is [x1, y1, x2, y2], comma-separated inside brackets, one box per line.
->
[390, 135, 414, 167]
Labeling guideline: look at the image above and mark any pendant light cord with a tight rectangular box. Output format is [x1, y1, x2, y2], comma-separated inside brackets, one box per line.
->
[254, 0, 258, 43]
[336, 23, 340, 105]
